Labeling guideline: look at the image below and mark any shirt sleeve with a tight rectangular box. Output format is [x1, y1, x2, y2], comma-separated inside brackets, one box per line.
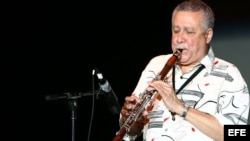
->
[214, 65, 250, 125]
[132, 55, 172, 97]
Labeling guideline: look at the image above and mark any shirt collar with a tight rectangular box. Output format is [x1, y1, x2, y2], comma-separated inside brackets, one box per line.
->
[200, 47, 215, 73]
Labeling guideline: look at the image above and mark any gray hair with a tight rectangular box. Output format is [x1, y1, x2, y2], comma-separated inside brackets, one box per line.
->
[173, 0, 215, 30]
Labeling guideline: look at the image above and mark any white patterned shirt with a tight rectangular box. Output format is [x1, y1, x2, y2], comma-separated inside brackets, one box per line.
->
[125, 47, 249, 141]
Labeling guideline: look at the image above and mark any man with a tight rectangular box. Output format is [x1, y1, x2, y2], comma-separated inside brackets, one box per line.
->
[117, 0, 250, 141]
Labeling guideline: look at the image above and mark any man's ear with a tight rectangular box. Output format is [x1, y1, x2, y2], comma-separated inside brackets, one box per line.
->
[205, 28, 213, 44]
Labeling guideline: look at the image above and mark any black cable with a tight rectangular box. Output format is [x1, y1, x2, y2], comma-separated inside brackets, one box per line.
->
[87, 69, 96, 141]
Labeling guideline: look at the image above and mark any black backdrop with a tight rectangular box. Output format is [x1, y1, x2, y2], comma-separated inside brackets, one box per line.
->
[3, 1, 249, 141]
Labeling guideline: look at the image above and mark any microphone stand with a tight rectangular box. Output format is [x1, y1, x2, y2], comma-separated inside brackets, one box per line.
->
[65, 92, 79, 141]
[46, 90, 101, 141]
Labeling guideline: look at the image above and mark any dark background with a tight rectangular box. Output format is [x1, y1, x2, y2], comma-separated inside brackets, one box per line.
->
[3, 0, 250, 141]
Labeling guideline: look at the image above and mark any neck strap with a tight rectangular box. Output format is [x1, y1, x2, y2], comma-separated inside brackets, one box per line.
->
[170, 64, 204, 121]
[172, 64, 205, 94]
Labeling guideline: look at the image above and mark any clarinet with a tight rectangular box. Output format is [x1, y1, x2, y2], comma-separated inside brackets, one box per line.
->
[112, 49, 182, 141]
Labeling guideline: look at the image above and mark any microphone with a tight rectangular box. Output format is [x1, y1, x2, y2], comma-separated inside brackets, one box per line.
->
[95, 68, 121, 115]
